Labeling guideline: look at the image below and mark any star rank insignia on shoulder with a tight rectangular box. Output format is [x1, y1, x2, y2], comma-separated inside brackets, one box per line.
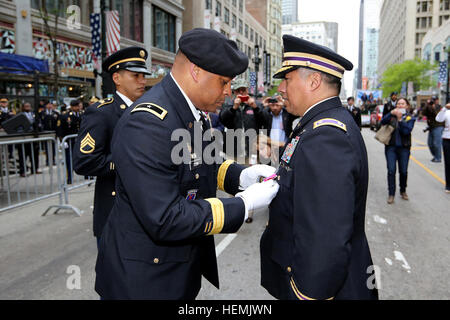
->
[97, 97, 114, 108]
[131, 103, 168, 120]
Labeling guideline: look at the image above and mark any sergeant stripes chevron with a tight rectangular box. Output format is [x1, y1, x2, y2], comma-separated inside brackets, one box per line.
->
[80, 133, 96, 154]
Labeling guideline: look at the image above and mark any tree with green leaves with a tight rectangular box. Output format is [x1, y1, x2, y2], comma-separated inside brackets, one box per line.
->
[380, 59, 438, 98]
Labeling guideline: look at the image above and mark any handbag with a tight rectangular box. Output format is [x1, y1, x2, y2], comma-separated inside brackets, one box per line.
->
[375, 124, 395, 145]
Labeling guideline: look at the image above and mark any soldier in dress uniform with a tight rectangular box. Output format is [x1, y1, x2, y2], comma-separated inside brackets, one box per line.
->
[260, 35, 379, 300]
[40, 101, 59, 166]
[94, 28, 279, 300]
[73, 47, 150, 245]
[56, 99, 83, 184]
[0, 98, 15, 128]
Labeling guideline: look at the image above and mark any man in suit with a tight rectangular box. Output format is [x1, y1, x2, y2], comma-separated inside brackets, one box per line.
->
[94, 28, 279, 299]
[346, 96, 362, 130]
[260, 35, 378, 300]
[262, 95, 296, 147]
[73, 47, 150, 246]
[382, 92, 398, 118]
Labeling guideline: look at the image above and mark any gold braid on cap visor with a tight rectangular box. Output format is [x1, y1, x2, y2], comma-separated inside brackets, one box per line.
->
[280, 52, 346, 79]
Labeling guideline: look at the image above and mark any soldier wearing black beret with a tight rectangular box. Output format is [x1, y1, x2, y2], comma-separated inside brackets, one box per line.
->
[94, 28, 279, 299]
[259, 35, 378, 300]
[73, 47, 150, 244]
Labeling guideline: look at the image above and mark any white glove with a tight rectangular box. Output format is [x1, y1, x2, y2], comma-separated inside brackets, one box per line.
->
[63, 142, 69, 149]
[236, 180, 280, 220]
[239, 164, 276, 190]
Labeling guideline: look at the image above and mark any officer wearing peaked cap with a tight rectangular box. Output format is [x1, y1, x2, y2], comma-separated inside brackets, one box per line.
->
[260, 35, 379, 300]
[73, 46, 150, 244]
[95, 28, 279, 299]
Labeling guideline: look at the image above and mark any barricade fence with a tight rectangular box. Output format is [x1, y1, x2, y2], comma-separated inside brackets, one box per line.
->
[0, 133, 94, 216]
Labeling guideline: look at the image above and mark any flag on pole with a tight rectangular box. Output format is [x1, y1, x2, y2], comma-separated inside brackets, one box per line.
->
[105, 10, 120, 57]
[90, 13, 101, 70]
[249, 71, 257, 95]
[439, 61, 448, 87]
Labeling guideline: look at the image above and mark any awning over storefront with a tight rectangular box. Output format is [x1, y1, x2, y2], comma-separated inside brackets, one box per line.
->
[0, 52, 49, 74]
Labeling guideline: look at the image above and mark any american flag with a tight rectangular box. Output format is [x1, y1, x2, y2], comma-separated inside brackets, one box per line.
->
[90, 13, 101, 70]
[249, 71, 257, 95]
[438, 61, 448, 87]
[105, 10, 120, 57]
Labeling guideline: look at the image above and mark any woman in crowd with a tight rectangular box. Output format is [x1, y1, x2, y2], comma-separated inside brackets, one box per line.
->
[436, 103, 450, 194]
[380, 97, 416, 204]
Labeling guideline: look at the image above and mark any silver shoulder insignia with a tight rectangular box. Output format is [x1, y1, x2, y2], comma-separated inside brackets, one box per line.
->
[131, 103, 168, 120]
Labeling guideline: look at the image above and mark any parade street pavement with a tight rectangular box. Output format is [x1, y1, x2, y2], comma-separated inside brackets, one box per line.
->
[0, 120, 449, 300]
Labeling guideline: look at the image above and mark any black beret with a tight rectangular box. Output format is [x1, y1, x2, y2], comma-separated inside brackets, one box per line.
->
[102, 46, 151, 75]
[274, 35, 353, 79]
[179, 28, 248, 78]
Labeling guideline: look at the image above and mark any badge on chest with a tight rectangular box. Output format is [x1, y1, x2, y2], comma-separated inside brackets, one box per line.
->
[281, 136, 300, 164]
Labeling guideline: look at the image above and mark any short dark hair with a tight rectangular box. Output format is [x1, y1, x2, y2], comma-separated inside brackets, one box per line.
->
[347, 97, 355, 102]
[322, 72, 342, 94]
[70, 99, 80, 107]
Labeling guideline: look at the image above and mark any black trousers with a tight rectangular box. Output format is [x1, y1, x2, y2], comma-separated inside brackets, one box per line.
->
[443, 139, 450, 191]
[17, 142, 40, 175]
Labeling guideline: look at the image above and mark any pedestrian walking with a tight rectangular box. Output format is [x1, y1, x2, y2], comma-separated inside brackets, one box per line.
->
[94, 28, 278, 300]
[422, 97, 445, 163]
[436, 103, 450, 193]
[380, 97, 416, 204]
[73, 46, 150, 245]
[260, 35, 378, 300]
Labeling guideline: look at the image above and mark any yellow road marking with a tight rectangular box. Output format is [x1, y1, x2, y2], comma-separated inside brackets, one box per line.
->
[410, 147, 428, 151]
[410, 155, 445, 186]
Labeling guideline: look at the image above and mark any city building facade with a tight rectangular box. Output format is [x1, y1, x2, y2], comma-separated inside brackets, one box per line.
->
[378, 0, 450, 80]
[281, 0, 298, 25]
[183, 0, 272, 91]
[0, 0, 184, 105]
[281, 21, 339, 52]
[245, 0, 283, 85]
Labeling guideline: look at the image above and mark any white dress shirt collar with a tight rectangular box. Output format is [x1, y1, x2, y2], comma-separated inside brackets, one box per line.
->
[303, 96, 338, 117]
[170, 72, 202, 122]
[116, 91, 133, 107]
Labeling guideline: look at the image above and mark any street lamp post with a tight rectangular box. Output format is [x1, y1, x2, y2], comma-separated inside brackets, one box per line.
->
[100, 0, 114, 97]
[252, 44, 261, 96]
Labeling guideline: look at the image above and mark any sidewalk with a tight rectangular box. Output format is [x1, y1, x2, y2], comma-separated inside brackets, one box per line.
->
[0, 184, 99, 300]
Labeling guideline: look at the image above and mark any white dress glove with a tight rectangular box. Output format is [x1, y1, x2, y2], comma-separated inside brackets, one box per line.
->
[236, 180, 280, 220]
[239, 164, 276, 190]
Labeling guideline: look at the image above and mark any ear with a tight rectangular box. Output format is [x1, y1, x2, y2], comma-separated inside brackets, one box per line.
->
[309, 72, 322, 91]
[190, 63, 200, 82]
[112, 72, 121, 86]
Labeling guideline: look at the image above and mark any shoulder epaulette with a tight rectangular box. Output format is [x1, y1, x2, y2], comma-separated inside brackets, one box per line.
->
[131, 103, 168, 120]
[97, 97, 114, 108]
[313, 118, 347, 132]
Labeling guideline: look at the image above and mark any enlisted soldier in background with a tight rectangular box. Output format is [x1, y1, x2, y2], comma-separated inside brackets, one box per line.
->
[73, 47, 150, 246]
[56, 99, 82, 184]
[260, 35, 378, 300]
[95, 28, 279, 300]
[40, 101, 59, 166]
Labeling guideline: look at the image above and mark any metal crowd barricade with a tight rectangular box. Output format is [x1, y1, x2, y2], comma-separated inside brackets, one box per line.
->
[42, 134, 95, 217]
[0, 132, 60, 213]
